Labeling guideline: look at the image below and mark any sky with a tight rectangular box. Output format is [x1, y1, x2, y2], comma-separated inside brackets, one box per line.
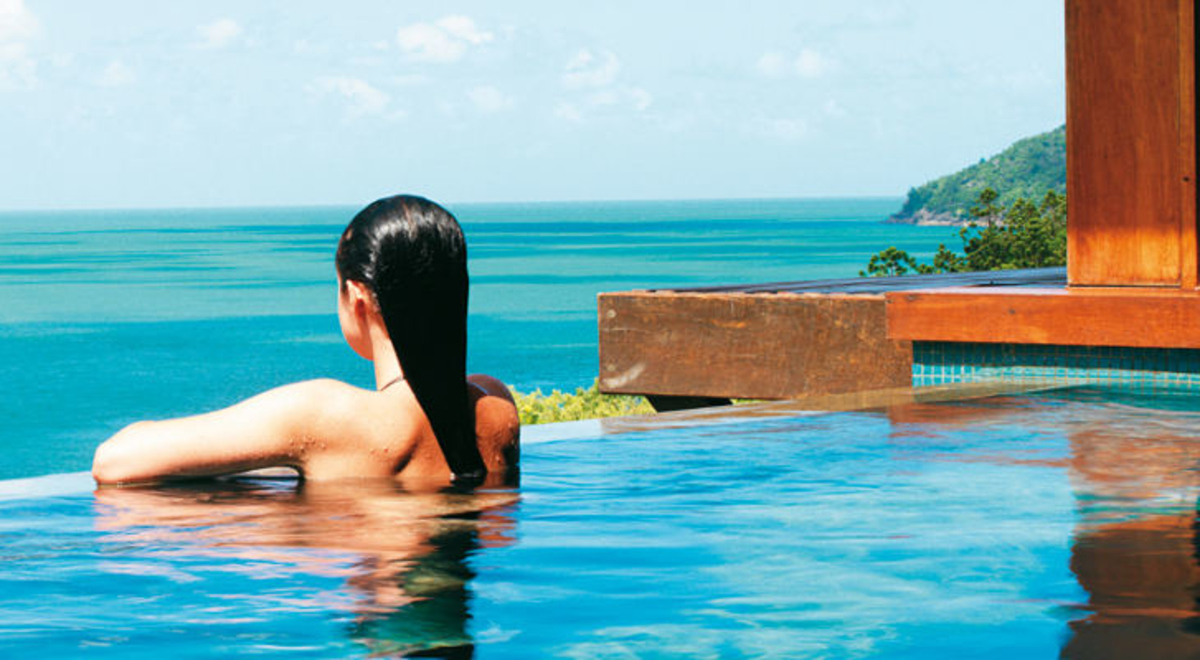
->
[0, 0, 1066, 210]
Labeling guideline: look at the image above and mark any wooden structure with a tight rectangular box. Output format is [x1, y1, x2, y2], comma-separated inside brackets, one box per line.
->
[1066, 0, 1196, 288]
[599, 270, 1064, 408]
[600, 289, 908, 409]
[887, 286, 1200, 349]
[888, 0, 1197, 345]
[598, 0, 1198, 407]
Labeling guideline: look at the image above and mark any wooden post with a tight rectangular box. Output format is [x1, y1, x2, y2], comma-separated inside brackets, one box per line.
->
[1065, 0, 1197, 288]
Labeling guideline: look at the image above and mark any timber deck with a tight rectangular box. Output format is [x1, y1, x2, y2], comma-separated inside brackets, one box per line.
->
[598, 268, 1066, 407]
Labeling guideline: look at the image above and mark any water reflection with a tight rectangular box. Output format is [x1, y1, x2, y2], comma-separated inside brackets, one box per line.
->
[93, 478, 518, 658]
[1063, 416, 1200, 659]
[887, 391, 1200, 657]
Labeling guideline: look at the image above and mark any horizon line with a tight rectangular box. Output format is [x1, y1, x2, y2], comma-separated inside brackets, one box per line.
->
[0, 193, 906, 215]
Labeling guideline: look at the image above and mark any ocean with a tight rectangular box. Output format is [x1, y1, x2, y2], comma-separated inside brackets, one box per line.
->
[0, 198, 960, 480]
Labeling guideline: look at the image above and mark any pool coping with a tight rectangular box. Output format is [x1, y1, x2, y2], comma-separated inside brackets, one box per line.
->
[0, 381, 1061, 503]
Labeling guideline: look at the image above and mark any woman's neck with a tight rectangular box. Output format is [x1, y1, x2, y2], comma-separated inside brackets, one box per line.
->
[367, 316, 404, 391]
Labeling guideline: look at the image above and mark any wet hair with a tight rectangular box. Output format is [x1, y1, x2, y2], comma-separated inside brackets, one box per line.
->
[335, 195, 486, 483]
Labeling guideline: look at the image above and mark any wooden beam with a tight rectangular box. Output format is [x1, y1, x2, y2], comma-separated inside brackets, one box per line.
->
[598, 291, 912, 400]
[1179, 0, 1198, 289]
[887, 286, 1200, 348]
[1066, 0, 1192, 287]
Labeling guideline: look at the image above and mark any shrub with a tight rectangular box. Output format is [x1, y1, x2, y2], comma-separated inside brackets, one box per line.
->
[510, 379, 655, 424]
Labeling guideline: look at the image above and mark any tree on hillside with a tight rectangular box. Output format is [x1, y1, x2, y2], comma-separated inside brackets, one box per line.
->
[893, 125, 1066, 222]
[862, 188, 1066, 277]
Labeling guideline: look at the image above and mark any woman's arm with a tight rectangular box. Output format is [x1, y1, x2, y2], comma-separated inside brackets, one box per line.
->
[92, 379, 346, 485]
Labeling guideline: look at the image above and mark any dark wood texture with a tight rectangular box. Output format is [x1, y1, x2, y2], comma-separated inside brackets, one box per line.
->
[887, 286, 1200, 348]
[1066, 0, 1193, 286]
[599, 292, 912, 399]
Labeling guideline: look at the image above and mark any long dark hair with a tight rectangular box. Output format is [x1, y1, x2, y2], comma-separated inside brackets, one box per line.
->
[335, 195, 485, 483]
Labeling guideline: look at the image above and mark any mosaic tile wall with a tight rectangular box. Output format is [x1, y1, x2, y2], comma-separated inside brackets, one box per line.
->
[912, 342, 1200, 389]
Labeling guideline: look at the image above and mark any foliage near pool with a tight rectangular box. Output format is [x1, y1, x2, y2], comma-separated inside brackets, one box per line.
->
[510, 379, 654, 424]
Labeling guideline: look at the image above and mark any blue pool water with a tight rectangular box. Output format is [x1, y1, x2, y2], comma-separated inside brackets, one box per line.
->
[2, 386, 1199, 658]
[0, 198, 963, 480]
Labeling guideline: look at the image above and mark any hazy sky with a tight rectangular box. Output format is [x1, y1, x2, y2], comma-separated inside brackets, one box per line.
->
[0, 0, 1065, 209]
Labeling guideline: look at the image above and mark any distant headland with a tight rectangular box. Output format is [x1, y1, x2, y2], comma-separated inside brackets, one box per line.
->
[888, 125, 1065, 226]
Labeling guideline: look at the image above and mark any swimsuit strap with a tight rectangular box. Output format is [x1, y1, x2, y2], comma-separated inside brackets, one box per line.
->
[378, 374, 406, 391]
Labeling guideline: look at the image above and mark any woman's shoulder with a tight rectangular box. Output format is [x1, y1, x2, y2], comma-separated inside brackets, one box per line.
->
[265, 378, 374, 422]
[257, 377, 361, 404]
[276, 378, 423, 446]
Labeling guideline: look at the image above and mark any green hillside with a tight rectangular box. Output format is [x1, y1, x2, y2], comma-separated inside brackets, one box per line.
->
[891, 125, 1065, 224]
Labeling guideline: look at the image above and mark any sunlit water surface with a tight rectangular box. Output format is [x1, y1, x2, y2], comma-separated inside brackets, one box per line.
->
[2, 386, 1199, 658]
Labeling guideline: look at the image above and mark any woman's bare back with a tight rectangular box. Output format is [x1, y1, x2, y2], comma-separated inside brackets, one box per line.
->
[92, 373, 519, 487]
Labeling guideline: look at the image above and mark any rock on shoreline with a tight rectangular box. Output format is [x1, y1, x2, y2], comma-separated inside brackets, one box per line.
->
[886, 208, 970, 226]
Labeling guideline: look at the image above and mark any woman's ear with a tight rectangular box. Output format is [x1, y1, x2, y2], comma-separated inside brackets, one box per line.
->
[338, 279, 376, 360]
[346, 280, 373, 317]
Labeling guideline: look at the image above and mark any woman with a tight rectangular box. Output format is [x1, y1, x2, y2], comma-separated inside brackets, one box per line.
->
[92, 195, 520, 487]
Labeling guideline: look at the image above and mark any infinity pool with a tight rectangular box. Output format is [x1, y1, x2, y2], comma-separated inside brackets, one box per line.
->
[2, 385, 1199, 658]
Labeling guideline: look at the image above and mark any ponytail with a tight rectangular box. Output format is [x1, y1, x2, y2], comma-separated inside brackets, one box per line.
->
[335, 195, 485, 483]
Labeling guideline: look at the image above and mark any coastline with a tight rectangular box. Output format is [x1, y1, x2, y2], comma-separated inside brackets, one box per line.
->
[886, 208, 970, 227]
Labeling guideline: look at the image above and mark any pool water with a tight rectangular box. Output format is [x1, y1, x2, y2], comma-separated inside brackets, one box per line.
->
[0, 199, 960, 481]
[2, 385, 1199, 658]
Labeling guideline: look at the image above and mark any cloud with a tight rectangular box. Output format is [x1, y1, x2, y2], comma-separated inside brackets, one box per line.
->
[588, 89, 620, 106]
[0, 0, 37, 41]
[396, 15, 492, 63]
[756, 48, 833, 79]
[437, 16, 492, 44]
[588, 87, 651, 110]
[0, 0, 38, 91]
[555, 86, 652, 124]
[553, 102, 583, 123]
[562, 49, 619, 89]
[552, 47, 650, 123]
[96, 59, 135, 87]
[794, 48, 830, 78]
[391, 73, 430, 86]
[292, 39, 316, 54]
[773, 118, 809, 140]
[0, 41, 33, 89]
[197, 18, 242, 49]
[751, 116, 810, 142]
[467, 85, 514, 113]
[309, 76, 394, 118]
[823, 99, 847, 118]
[627, 87, 652, 111]
[756, 52, 788, 78]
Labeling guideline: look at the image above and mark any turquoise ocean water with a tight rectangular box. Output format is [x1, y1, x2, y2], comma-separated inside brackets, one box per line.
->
[0, 198, 960, 480]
